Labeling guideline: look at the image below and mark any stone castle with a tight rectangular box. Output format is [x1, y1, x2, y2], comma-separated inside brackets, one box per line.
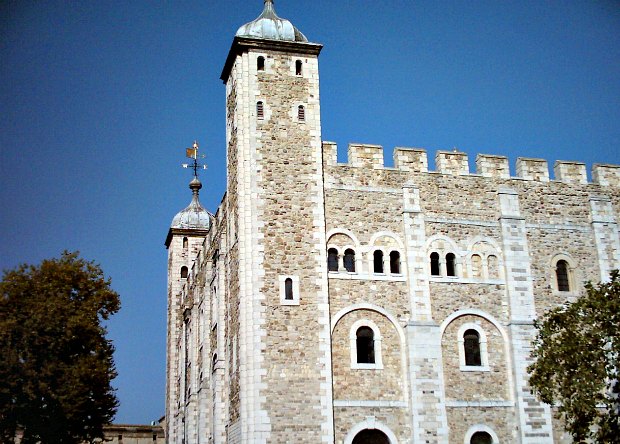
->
[164, 2, 620, 443]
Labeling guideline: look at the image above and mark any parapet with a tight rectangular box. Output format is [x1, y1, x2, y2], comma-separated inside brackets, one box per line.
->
[321, 142, 619, 186]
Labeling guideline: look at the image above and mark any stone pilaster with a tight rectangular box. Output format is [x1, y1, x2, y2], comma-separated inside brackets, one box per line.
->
[498, 187, 553, 443]
[589, 195, 620, 282]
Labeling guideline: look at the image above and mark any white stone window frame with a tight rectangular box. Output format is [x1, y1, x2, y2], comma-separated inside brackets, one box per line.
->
[466, 238, 504, 281]
[350, 319, 383, 370]
[327, 245, 341, 273]
[370, 247, 386, 275]
[254, 52, 272, 74]
[291, 101, 307, 123]
[550, 253, 578, 295]
[255, 98, 271, 123]
[278, 275, 300, 306]
[457, 323, 490, 372]
[426, 235, 462, 278]
[344, 418, 398, 444]
[387, 249, 404, 276]
[290, 56, 307, 78]
[463, 424, 500, 444]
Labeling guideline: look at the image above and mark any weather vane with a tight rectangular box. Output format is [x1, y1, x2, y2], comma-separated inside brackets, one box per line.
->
[181, 140, 207, 178]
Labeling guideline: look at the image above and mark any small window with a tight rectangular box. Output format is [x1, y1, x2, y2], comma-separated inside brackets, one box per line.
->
[295, 59, 302, 75]
[212, 354, 218, 373]
[257, 101, 264, 120]
[297, 105, 305, 121]
[182, 237, 188, 249]
[389, 251, 400, 274]
[464, 329, 481, 366]
[356, 327, 375, 364]
[471, 254, 482, 278]
[470, 431, 493, 444]
[430, 252, 440, 276]
[284, 278, 293, 300]
[327, 248, 339, 271]
[373, 250, 384, 273]
[344, 249, 355, 272]
[446, 253, 456, 277]
[180, 266, 188, 279]
[556, 259, 570, 292]
[487, 254, 498, 279]
[257, 56, 265, 71]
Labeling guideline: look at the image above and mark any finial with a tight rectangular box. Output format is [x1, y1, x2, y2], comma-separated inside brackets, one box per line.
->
[181, 140, 207, 179]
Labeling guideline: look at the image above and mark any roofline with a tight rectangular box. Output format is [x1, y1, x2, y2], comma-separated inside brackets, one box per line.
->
[165, 227, 210, 249]
[220, 36, 323, 83]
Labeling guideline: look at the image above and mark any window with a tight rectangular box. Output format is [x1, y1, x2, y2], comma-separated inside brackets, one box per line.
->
[446, 253, 456, 276]
[295, 59, 302, 75]
[464, 329, 481, 366]
[180, 266, 188, 279]
[297, 105, 305, 121]
[470, 431, 493, 444]
[212, 353, 218, 373]
[356, 327, 375, 364]
[344, 249, 356, 272]
[487, 254, 498, 279]
[373, 250, 384, 273]
[257, 101, 264, 120]
[556, 259, 570, 292]
[390, 251, 400, 274]
[284, 278, 293, 300]
[327, 248, 339, 271]
[182, 237, 188, 249]
[257, 56, 265, 71]
[471, 254, 482, 278]
[430, 252, 440, 276]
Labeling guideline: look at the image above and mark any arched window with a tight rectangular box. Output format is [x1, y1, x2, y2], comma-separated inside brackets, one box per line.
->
[344, 249, 355, 272]
[180, 266, 188, 279]
[297, 105, 305, 121]
[446, 253, 456, 277]
[352, 429, 390, 444]
[356, 327, 375, 364]
[182, 237, 188, 249]
[556, 259, 570, 292]
[389, 251, 400, 274]
[470, 431, 493, 444]
[257, 56, 265, 71]
[430, 252, 440, 276]
[295, 59, 302, 75]
[284, 278, 293, 300]
[373, 250, 384, 273]
[487, 254, 498, 279]
[327, 248, 339, 271]
[257, 101, 264, 120]
[464, 329, 481, 366]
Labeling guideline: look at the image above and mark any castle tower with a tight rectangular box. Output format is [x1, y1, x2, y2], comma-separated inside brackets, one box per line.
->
[220, 1, 333, 441]
[165, 173, 212, 444]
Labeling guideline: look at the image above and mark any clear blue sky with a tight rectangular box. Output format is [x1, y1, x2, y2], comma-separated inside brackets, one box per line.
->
[1, 0, 619, 425]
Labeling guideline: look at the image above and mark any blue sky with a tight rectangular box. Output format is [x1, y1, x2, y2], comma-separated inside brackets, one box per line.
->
[1, 0, 619, 424]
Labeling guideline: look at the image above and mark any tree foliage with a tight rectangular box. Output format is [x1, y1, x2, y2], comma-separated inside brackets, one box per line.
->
[0, 252, 121, 443]
[528, 270, 620, 443]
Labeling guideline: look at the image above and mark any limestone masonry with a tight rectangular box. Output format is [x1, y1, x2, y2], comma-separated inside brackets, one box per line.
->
[165, 2, 620, 443]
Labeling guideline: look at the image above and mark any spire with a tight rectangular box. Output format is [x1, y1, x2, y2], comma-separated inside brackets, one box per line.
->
[235, 0, 308, 42]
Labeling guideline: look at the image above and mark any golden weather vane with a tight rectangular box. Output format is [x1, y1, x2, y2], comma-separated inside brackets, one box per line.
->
[181, 140, 207, 178]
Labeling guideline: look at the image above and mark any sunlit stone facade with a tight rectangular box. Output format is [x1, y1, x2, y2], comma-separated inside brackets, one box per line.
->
[165, 2, 620, 443]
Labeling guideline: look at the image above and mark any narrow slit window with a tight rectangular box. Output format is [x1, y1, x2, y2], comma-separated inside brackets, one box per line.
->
[297, 105, 305, 121]
[373, 250, 384, 273]
[446, 253, 456, 277]
[356, 327, 375, 364]
[257, 101, 264, 120]
[556, 260, 570, 291]
[390, 251, 400, 274]
[430, 252, 440, 276]
[180, 266, 188, 279]
[284, 278, 294, 300]
[257, 56, 265, 71]
[182, 237, 188, 249]
[295, 59, 302, 75]
[464, 329, 481, 366]
[344, 249, 356, 272]
[327, 248, 339, 271]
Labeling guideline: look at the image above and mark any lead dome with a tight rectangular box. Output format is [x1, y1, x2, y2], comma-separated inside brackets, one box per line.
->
[170, 178, 212, 230]
[235, 0, 308, 43]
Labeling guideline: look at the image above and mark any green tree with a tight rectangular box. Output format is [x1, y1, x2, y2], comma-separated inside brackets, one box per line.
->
[0, 252, 120, 443]
[528, 270, 620, 443]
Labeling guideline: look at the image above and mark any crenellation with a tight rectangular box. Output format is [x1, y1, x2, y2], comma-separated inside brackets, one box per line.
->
[322, 141, 338, 166]
[516, 157, 549, 182]
[435, 150, 469, 176]
[592, 163, 620, 187]
[348, 143, 384, 169]
[553, 161, 587, 184]
[476, 154, 510, 179]
[394, 147, 428, 172]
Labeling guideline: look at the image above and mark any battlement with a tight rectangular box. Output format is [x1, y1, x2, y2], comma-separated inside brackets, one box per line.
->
[322, 142, 620, 186]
